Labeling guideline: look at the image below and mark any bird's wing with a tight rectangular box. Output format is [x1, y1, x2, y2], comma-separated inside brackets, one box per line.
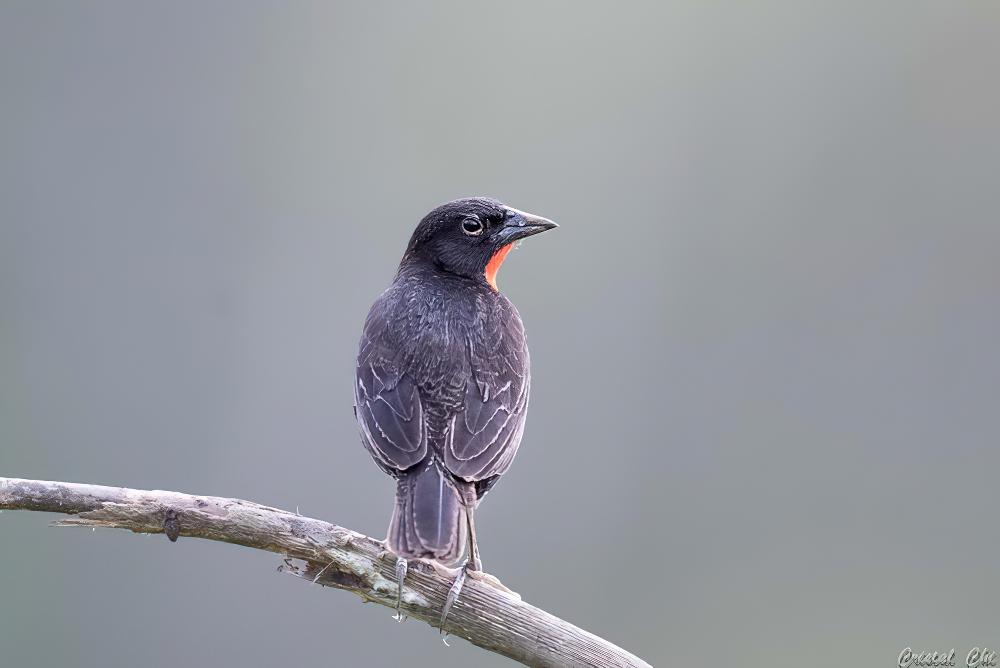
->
[442, 336, 530, 482]
[355, 324, 427, 474]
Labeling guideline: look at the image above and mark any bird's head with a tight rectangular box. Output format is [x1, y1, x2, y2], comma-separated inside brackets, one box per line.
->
[403, 197, 557, 290]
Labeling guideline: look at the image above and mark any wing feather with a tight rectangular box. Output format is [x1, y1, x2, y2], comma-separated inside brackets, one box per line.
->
[355, 324, 427, 473]
[443, 338, 530, 482]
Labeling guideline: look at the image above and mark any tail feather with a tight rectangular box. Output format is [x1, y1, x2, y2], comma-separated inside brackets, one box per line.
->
[388, 460, 466, 565]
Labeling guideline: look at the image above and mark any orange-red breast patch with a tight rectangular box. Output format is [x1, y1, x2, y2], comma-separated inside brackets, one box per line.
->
[485, 243, 513, 291]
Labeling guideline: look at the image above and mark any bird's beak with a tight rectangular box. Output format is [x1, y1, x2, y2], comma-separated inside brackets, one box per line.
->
[498, 206, 558, 244]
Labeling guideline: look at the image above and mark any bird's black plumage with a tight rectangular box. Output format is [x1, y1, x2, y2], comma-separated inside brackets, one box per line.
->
[355, 197, 555, 566]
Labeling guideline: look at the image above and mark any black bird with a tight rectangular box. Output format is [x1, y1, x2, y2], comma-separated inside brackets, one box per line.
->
[354, 197, 556, 624]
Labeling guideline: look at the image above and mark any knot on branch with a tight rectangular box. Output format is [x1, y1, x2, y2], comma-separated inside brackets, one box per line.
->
[163, 509, 181, 542]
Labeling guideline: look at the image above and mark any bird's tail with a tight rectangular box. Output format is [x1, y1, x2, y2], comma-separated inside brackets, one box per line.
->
[387, 459, 466, 566]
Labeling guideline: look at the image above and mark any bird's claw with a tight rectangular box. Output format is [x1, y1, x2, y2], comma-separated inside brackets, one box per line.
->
[392, 557, 408, 622]
[439, 563, 468, 632]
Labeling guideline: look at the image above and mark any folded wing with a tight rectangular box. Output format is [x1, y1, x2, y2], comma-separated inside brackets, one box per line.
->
[356, 329, 427, 474]
[443, 345, 530, 484]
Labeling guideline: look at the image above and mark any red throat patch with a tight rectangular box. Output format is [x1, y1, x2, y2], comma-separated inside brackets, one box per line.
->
[485, 243, 513, 291]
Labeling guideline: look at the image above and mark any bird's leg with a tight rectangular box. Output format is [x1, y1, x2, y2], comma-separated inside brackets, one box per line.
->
[439, 506, 481, 630]
[466, 504, 483, 572]
[393, 556, 408, 622]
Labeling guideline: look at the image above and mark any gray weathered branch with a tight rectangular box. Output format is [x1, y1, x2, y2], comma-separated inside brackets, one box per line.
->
[0, 477, 651, 668]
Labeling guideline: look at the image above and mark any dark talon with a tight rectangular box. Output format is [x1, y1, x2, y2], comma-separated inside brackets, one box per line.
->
[163, 509, 180, 542]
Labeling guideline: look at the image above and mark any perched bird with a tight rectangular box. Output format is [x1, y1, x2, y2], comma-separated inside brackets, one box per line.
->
[354, 197, 556, 624]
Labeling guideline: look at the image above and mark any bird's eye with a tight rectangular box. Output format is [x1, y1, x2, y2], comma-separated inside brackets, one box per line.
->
[461, 216, 484, 236]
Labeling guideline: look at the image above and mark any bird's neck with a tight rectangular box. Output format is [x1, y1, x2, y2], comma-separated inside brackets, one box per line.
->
[396, 253, 484, 288]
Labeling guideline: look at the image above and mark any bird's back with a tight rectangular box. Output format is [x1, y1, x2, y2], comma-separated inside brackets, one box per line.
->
[357, 263, 529, 470]
[355, 264, 530, 562]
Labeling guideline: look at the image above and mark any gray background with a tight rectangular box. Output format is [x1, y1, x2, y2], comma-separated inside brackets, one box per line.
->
[1, 2, 998, 667]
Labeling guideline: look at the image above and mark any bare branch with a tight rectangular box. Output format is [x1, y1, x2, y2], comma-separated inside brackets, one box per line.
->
[0, 477, 651, 668]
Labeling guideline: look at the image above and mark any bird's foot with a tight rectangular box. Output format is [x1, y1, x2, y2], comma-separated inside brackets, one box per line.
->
[392, 557, 408, 622]
[439, 559, 480, 631]
[439, 566, 466, 632]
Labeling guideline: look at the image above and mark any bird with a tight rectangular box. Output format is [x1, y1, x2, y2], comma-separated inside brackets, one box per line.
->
[353, 197, 556, 626]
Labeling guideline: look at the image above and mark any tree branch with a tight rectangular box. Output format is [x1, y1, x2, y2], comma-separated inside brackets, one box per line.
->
[0, 477, 651, 668]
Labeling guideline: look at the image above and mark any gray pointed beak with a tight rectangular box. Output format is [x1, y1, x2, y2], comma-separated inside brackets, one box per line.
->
[498, 206, 558, 243]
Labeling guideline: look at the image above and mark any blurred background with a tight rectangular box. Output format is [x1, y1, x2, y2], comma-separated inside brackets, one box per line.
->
[2, 2, 998, 667]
